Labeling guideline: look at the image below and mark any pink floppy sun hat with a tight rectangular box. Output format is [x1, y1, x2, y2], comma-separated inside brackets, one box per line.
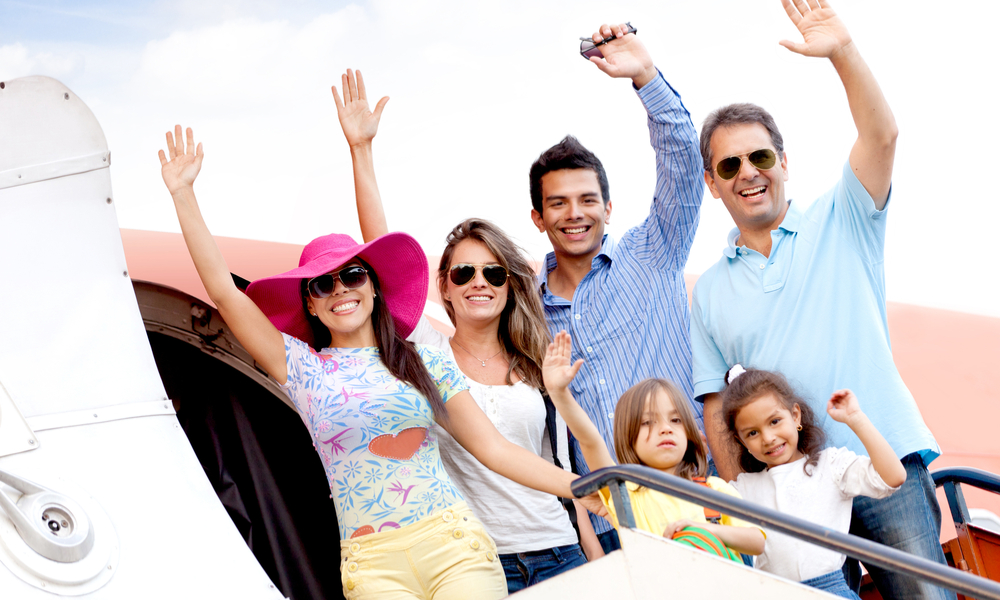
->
[246, 232, 428, 347]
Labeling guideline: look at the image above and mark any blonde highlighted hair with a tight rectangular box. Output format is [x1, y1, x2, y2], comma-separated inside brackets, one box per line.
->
[612, 378, 707, 481]
[437, 219, 549, 388]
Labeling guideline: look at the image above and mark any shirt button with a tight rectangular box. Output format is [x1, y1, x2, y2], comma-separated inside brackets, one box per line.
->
[586, 346, 593, 353]
[599, 379, 606, 385]
[574, 314, 581, 320]
[607, 412, 614, 419]
[453, 529, 465, 539]
[346, 580, 356, 590]
[486, 551, 496, 562]
[470, 539, 481, 550]
[759, 264, 765, 269]
[350, 543, 361, 554]
[348, 562, 359, 572]
[443, 511, 454, 523]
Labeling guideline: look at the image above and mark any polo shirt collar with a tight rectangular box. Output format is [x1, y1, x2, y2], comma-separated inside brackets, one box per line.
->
[778, 199, 802, 234]
[722, 200, 799, 259]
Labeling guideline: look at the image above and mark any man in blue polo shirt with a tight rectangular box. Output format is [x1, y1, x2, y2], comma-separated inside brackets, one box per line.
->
[691, 2, 949, 598]
[531, 22, 702, 556]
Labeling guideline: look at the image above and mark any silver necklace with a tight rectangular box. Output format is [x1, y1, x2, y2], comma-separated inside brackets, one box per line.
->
[452, 339, 503, 367]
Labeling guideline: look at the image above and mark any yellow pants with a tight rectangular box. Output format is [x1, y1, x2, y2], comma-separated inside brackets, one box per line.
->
[340, 502, 507, 599]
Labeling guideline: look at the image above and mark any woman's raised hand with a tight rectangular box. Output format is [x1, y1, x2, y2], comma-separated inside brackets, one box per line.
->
[542, 331, 584, 393]
[158, 125, 204, 195]
[332, 69, 389, 148]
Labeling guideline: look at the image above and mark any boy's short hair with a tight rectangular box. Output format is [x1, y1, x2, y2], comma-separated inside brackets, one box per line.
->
[529, 135, 610, 214]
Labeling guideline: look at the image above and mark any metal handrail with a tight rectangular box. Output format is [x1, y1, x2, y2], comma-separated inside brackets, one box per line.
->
[572, 464, 1000, 600]
[933, 466, 1000, 527]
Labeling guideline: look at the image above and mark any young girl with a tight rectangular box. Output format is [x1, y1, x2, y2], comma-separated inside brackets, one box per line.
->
[722, 366, 906, 599]
[157, 126, 605, 599]
[542, 332, 765, 559]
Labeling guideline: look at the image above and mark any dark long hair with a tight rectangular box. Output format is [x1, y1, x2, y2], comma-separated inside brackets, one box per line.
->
[301, 259, 448, 424]
[721, 368, 825, 475]
[437, 219, 549, 388]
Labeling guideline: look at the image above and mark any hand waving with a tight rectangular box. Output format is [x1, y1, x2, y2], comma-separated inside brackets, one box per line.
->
[827, 389, 863, 425]
[779, 0, 853, 59]
[158, 125, 203, 195]
[542, 331, 584, 393]
[332, 69, 389, 148]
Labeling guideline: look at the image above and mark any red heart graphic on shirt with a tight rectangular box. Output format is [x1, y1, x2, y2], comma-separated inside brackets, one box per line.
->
[351, 525, 374, 539]
[367, 427, 427, 461]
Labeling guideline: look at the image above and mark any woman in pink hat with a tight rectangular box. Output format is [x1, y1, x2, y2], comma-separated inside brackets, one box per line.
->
[332, 70, 600, 593]
[158, 125, 605, 600]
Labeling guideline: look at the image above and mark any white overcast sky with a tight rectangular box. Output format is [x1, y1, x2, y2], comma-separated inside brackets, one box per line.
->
[2, 0, 997, 317]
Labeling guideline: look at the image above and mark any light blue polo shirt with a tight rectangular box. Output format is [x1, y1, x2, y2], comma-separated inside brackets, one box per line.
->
[691, 161, 939, 465]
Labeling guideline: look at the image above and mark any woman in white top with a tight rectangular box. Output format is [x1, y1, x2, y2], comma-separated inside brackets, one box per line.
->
[333, 69, 593, 592]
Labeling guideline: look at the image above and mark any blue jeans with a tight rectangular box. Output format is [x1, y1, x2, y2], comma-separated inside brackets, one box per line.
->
[499, 543, 587, 594]
[803, 570, 860, 599]
[842, 453, 956, 600]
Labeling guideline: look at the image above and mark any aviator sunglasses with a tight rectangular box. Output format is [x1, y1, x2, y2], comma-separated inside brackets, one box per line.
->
[307, 266, 369, 299]
[714, 148, 778, 181]
[579, 22, 637, 59]
[449, 263, 509, 288]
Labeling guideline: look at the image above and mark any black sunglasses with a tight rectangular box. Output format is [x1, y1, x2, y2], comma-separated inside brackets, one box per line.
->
[714, 149, 777, 181]
[307, 266, 369, 299]
[580, 23, 637, 59]
[449, 263, 509, 288]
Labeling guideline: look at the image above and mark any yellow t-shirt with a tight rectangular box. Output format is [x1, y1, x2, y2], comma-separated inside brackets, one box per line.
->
[599, 476, 762, 538]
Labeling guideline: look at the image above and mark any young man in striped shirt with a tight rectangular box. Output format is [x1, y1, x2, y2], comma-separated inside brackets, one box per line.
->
[530, 22, 703, 556]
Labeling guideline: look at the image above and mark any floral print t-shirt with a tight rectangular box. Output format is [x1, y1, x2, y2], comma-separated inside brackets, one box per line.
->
[280, 333, 468, 539]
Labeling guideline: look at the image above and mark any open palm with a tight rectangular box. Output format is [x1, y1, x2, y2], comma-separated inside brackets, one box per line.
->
[542, 331, 584, 392]
[333, 69, 388, 147]
[158, 125, 203, 194]
[780, 0, 852, 58]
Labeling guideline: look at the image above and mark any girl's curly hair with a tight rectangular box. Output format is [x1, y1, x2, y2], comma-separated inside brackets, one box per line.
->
[721, 368, 825, 475]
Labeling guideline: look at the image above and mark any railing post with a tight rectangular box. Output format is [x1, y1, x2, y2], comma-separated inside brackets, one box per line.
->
[943, 481, 971, 527]
[610, 480, 636, 529]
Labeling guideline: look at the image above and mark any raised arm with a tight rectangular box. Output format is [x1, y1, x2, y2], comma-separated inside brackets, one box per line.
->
[158, 125, 287, 383]
[780, 0, 897, 208]
[542, 332, 617, 471]
[587, 22, 702, 270]
[442, 391, 609, 518]
[827, 390, 906, 487]
[332, 69, 390, 242]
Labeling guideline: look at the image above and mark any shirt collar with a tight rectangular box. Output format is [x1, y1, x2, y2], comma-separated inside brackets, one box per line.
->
[722, 200, 800, 259]
[778, 199, 802, 234]
[538, 234, 614, 293]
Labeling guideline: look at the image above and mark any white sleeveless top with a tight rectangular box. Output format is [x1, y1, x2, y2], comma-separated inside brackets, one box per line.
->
[409, 318, 578, 553]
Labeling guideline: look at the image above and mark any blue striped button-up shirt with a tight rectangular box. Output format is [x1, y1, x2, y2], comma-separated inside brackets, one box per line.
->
[539, 73, 703, 535]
